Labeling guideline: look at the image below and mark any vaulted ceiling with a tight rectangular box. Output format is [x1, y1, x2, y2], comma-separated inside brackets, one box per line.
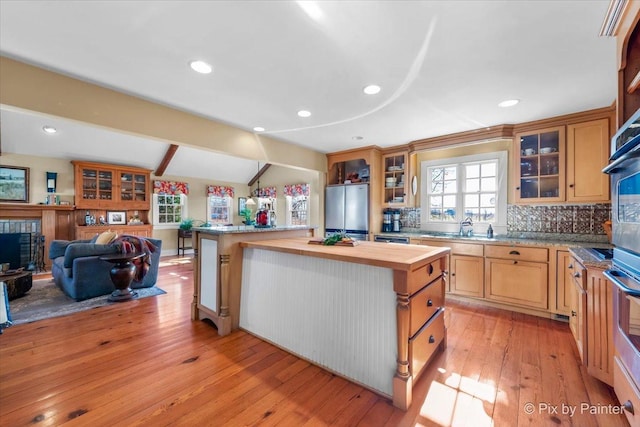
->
[0, 1, 617, 183]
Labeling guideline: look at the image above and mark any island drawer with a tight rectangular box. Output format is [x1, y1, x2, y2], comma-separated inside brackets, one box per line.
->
[420, 239, 484, 257]
[485, 245, 548, 262]
[409, 278, 444, 338]
[407, 260, 443, 294]
[409, 309, 445, 380]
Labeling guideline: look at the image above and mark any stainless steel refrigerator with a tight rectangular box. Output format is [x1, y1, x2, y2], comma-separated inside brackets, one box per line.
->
[325, 183, 369, 240]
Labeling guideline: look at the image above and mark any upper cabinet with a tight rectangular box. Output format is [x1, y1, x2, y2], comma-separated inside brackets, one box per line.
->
[514, 126, 566, 203]
[566, 118, 610, 203]
[382, 151, 408, 207]
[72, 161, 151, 210]
[513, 114, 611, 204]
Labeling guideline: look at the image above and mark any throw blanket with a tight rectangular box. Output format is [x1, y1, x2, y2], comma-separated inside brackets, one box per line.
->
[110, 235, 158, 282]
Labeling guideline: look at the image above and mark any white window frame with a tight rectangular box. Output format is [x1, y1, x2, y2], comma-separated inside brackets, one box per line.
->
[206, 195, 233, 225]
[285, 195, 309, 226]
[152, 193, 188, 229]
[420, 151, 508, 235]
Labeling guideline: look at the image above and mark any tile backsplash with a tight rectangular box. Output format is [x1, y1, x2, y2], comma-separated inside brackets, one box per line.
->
[507, 203, 611, 236]
[396, 203, 611, 241]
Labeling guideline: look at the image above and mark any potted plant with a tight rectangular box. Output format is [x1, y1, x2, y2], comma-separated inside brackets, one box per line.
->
[239, 208, 254, 225]
[179, 218, 194, 231]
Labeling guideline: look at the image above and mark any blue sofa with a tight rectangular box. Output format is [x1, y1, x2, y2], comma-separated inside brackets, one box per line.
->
[49, 237, 162, 301]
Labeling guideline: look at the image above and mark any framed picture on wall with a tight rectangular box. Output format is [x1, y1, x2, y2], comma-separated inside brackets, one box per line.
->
[0, 165, 29, 203]
[107, 211, 126, 225]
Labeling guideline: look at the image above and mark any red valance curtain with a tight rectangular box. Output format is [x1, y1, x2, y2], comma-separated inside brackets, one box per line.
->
[153, 180, 189, 195]
[206, 185, 234, 197]
[283, 184, 310, 197]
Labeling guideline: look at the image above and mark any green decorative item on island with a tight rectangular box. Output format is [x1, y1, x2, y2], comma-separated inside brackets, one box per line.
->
[239, 209, 254, 225]
[179, 218, 209, 230]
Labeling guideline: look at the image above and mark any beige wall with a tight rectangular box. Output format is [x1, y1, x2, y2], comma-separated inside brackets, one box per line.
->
[0, 153, 76, 205]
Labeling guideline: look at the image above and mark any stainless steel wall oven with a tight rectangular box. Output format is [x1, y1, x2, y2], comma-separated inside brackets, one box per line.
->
[603, 107, 640, 423]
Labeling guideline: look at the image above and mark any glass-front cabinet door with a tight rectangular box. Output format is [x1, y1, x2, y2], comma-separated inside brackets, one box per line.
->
[515, 126, 565, 203]
[383, 151, 408, 206]
[80, 167, 113, 206]
[120, 172, 148, 206]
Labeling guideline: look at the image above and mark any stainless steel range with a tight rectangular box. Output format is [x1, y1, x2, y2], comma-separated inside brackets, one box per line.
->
[603, 107, 640, 425]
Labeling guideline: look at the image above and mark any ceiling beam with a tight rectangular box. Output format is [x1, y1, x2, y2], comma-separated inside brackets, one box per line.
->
[155, 144, 179, 176]
[248, 163, 271, 187]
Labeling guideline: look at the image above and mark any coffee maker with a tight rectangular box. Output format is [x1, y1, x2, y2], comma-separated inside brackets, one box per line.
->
[392, 210, 401, 232]
[382, 209, 392, 232]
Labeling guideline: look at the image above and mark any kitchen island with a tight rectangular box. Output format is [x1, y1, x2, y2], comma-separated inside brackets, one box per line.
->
[192, 226, 315, 336]
[239, 238, 449, 410]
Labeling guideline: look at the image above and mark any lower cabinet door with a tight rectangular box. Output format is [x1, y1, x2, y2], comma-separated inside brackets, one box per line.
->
[450, 255, 484, 298]
[409, 310, 445, 381]
[485, 258, 548, 310]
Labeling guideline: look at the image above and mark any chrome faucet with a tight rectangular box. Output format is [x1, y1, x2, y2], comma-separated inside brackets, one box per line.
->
[460, 217, 474, 236]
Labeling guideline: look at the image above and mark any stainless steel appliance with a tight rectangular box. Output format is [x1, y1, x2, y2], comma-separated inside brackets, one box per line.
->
[325, 183, 369, 240]
[382, 209, 392, 232]
[373, 235, 409, 244]
[392, 210, 401, 232]
[603, 108, 640, 422]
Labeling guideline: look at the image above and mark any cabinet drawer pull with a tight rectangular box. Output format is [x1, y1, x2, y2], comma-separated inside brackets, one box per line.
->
[571, 310, 577, 317]
[427, 299, 433, 307]
[623, 400, 634, 415]
[509, 250, 520, 255]
[451, 272, 456, 276]
[427, 264, 434, 275]
[513, 260, 518, 265]
[574, 272, 581, 278]
[568, 264, 574, 269]
[428, 335, 435, 344]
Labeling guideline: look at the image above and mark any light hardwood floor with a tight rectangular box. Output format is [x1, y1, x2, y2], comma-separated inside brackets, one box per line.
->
[0, 256, 629, 426]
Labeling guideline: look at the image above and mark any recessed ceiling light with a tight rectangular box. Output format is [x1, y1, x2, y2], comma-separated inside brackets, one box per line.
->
[297, 110, 311, 118]
[253, 126, 265, 132]
[42, 126, 57, 134]
[352, 136, 363, 140]
[189, 60, 213, 74]
[363, 85, 381, 95]
[498, 99, 519, 108]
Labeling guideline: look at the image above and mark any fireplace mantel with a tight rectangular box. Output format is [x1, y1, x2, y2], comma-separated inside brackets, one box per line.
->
[0, 204, 75, 269]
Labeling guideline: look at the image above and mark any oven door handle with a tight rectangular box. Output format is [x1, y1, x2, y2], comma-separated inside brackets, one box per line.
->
[604, 269, 640, 297]
[603, 149, 640, 174]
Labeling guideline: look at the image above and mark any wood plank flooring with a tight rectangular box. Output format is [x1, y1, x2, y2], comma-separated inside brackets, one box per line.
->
[0, 256, 629, 426]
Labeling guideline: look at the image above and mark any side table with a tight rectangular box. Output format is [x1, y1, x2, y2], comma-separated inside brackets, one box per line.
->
[177, 229, 193, 256]
[99, 253, 144, 302]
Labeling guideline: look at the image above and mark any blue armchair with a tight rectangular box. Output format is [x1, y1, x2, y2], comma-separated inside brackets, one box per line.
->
[49, 237, 162, 301]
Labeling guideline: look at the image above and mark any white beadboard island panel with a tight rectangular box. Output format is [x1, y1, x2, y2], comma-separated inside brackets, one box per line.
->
[199, 238, 218, 313]
[240, 247, 397, 396]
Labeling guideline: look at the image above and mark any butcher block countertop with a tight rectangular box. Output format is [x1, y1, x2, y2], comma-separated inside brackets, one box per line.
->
[240, 237, 449, 271]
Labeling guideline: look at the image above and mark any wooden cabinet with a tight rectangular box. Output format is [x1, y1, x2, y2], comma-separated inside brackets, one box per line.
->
[513, 117, 610, 204]
[514, 126, 565, 203]
[72, 161, 151, 210]
[74, 224, 152, 240]
[566, 118, 610, 202]
[568, 256, 586, 363]
[586, 267, 615, 386]
[382, 151, 409, 206]
[556, 250, 572, 315]
[485, 244, 549, 310]
[419, 238, 484, 298]
[72, 161, 152, 237]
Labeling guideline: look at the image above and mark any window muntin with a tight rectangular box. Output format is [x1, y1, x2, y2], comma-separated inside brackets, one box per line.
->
[421, 151, 507, 233]
[153, 194, 187, 227]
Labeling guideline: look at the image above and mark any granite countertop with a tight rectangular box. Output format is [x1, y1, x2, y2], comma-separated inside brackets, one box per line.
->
[375, 230, 612, 250]
[193, 225, 317, 235]
[568, 247, 612, 270]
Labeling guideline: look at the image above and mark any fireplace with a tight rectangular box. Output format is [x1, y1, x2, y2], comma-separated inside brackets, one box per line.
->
[0, 218, 43, 271]
[0, 233, 31, 269]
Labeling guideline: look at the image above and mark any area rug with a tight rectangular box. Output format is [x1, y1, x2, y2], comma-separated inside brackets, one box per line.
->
[7, 279, 166, 325]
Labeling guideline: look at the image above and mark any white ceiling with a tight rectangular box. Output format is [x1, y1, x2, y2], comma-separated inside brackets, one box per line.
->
[0, 1, 617, 183]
